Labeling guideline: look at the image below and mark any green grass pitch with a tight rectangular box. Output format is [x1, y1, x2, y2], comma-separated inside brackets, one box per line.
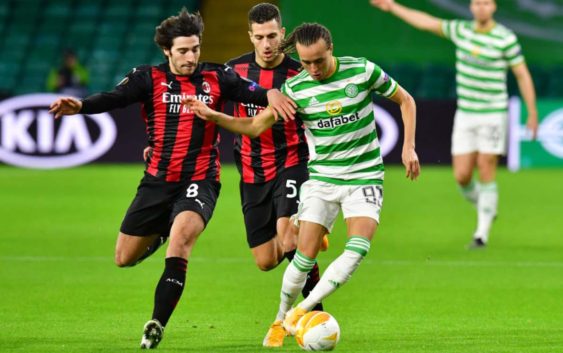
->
[1, 165, 562, 353]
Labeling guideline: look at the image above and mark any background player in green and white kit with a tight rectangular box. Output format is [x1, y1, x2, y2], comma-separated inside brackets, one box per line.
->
[185, 23, 420, 344]
[371, 0, 539, 247]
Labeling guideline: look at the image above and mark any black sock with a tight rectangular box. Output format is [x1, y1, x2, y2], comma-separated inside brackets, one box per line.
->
[303, 262, 323, 311]
[151, 257, 187, 327]
[284, 249, 296, 261]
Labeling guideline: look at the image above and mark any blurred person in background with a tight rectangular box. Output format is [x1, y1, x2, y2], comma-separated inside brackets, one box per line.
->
[371, 0, 538, 248]
[46, 49, 89, 97]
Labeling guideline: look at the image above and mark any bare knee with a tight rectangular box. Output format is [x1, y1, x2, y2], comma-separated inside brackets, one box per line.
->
[453, 169, 473, 186]
[114, 250, 135, 268]
[452, 153, 477, 186]
[114, 232, 158, 268]
[477, 155, 498, 183]
[251, 238, 284, 271]
[167, 212, 205, 258]
[255, 257, 280, 271]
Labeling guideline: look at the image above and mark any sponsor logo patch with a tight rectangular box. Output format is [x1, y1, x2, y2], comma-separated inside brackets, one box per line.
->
[325, 101, 342, 116]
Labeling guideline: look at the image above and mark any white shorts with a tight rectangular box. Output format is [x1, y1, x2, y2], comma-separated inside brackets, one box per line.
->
[297, 179, 383, 232]
[451, 110, 508, 156]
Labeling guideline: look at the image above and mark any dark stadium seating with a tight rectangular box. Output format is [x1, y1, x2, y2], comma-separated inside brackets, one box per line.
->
[0, 0, 562, 99]
[0, 0, 200, 97]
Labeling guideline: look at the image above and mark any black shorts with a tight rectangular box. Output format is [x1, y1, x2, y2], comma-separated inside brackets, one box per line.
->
[120, 172, 221, 237]
[240, 164, 309, 248]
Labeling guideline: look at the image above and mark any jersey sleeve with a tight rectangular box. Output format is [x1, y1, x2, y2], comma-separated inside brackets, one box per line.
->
[218, 65, 269, 107]
[80, 66, 151, 114]
[280, 81, 292, 98]
[441, 19, 462, 43]
[366, 61, 398, 98]
[503, 34, 525, 67]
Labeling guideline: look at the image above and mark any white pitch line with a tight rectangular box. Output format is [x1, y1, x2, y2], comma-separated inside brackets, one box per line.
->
[0, 256, 562, 268]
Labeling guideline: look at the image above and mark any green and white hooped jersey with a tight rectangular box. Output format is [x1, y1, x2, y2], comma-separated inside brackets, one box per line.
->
[281, 56, 398, 185]
[442, 20, 524, 114]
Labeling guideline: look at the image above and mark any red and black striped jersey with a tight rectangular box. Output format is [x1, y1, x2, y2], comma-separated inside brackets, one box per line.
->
[226, 52, 308, 184]
[80, 62, 269, 182]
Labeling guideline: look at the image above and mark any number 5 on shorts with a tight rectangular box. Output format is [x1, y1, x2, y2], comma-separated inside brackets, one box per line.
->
[286, 179, 297, 198]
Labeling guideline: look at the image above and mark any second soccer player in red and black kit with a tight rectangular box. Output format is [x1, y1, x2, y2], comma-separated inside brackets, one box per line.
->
[49, 8, 296, 349]
[225, 4, 324, 347]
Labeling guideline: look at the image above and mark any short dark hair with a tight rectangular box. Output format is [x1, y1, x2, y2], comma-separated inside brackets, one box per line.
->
[154, 7, 204, 50]
[279, 23, 332, 54]
[248, 3, 282, 30]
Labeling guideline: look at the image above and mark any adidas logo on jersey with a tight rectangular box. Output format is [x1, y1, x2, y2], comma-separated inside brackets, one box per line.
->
[309, 97, 320, 105]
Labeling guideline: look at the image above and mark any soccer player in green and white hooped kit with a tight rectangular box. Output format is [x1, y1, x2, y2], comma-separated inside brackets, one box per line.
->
[371, 0, 539, 248]
[185, 23, 420, 342]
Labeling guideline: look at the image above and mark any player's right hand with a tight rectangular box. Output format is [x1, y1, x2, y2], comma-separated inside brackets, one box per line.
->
[183, 96, 217, 122]
[370, 0, 395, 11]
[402, 147, 420, 181]
[49, 97, 83, 119]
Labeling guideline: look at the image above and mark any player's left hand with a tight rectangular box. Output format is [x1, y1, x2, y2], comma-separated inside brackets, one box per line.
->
[526, 112, 539, 140]
[267, 89, 296, 121]
[402, 147, 420, 181]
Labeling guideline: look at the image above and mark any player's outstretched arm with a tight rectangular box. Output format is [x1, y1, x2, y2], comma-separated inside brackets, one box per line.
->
[370, 0, 443, 36]
[185, 97, 276, 138]
[49, 97, 83, 119]
[387, 85, 420, 180]
[511, 63, 538, 140]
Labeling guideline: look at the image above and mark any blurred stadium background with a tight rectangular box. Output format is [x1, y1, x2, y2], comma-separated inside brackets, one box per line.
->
[1, 0, 563, 97]
[1, 0, 562, 168]
[1, 1, 562, 353]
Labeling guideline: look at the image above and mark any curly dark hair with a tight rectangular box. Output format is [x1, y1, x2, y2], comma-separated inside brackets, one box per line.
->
[248, 3, 282, 29]
[279, 23, 332, 54]
[154, 7, 204, 50]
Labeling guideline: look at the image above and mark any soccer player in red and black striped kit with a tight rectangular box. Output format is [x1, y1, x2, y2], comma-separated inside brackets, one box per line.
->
[225, 4, 323, 347]
[49, 9, 296, 350]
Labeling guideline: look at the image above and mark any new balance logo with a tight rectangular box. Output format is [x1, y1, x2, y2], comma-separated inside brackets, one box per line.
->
[161, 81, 173, 89]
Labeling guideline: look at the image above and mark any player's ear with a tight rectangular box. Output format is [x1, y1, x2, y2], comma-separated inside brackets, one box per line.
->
[281, 27, 286, 38]
[163, 48, 171, 58]
[248, 30, 253, 41]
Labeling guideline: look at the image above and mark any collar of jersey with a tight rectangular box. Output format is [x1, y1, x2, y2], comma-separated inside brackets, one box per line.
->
[472, 20, 497, 34]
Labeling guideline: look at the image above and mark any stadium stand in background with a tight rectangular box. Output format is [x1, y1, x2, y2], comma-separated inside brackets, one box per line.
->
[0, 0, 200, 98]
[0, 0, 562, 99]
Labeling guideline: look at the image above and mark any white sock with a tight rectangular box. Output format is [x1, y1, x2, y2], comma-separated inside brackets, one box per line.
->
[299, 236, 370, 311]
[275, 251, 315, 321]
[475, 182, 498, 243]
[459, 180, 479, 206]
